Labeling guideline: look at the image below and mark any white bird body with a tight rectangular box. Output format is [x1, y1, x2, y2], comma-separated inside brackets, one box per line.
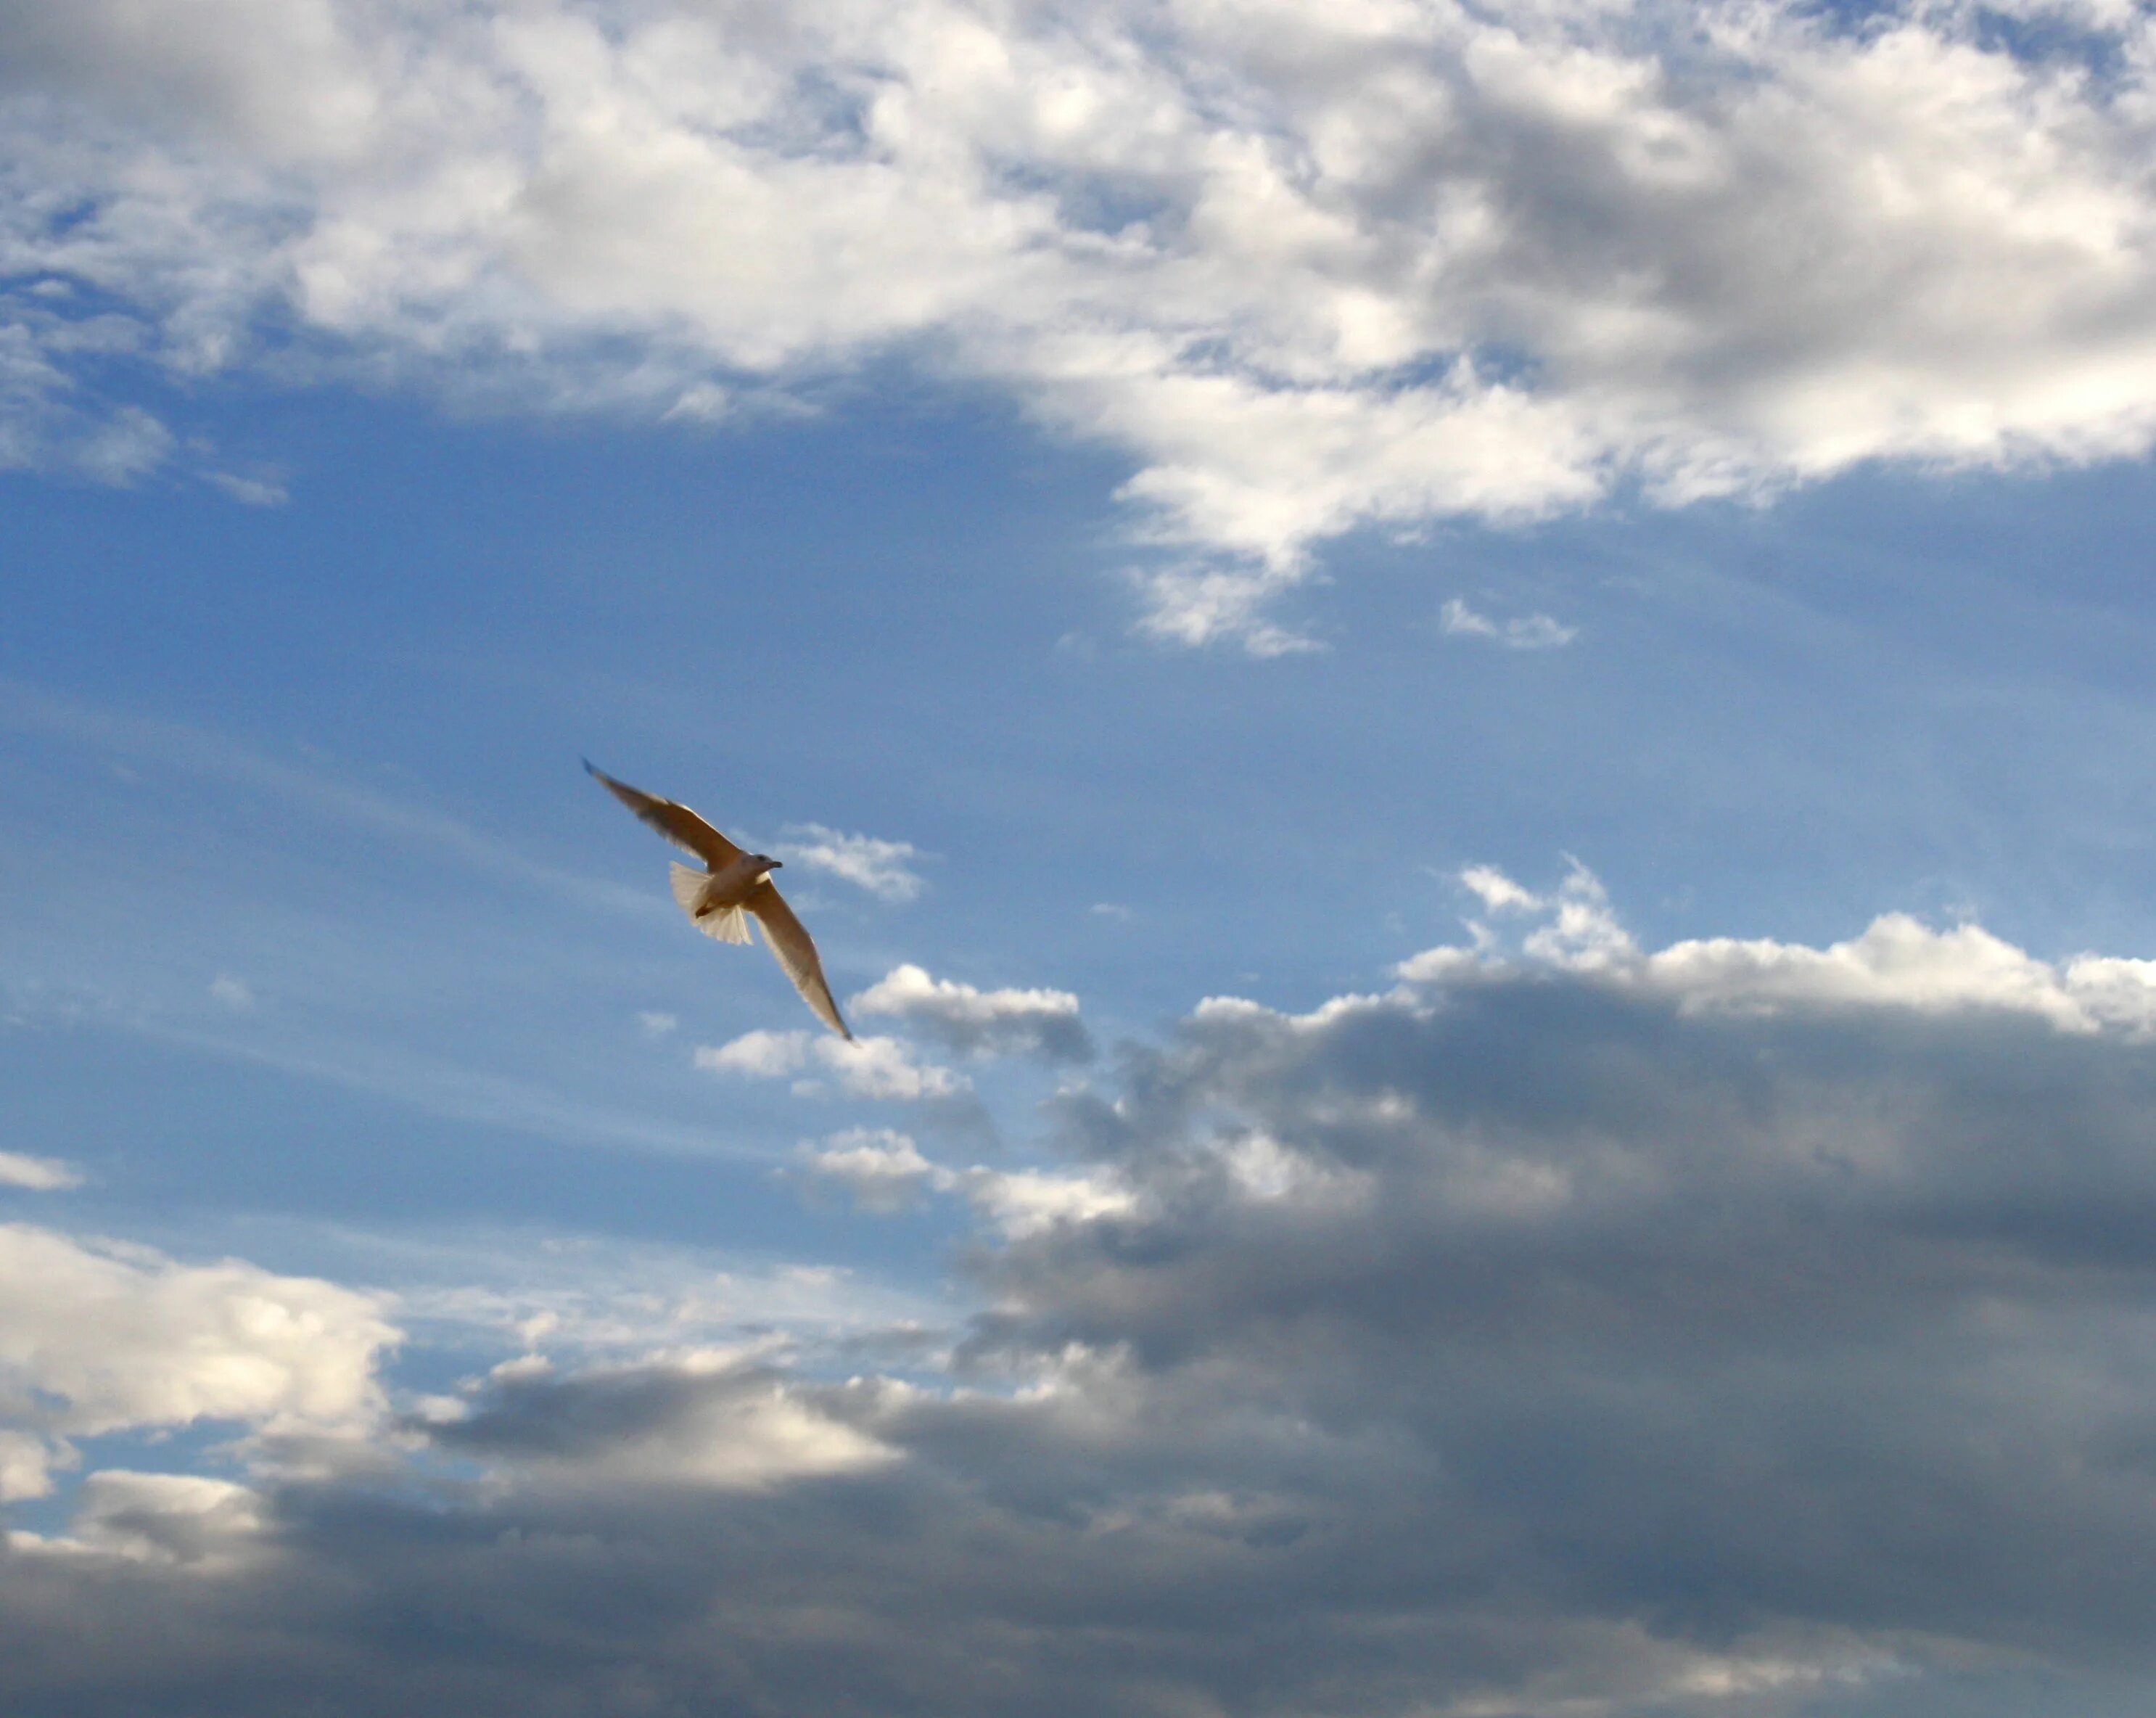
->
[586, 760, 853, 1040]
[695, 852, 781, 911]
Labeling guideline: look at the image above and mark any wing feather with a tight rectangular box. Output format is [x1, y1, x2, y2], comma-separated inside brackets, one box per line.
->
[585, 760, 744, 867]
[746, 879, 852, 1040]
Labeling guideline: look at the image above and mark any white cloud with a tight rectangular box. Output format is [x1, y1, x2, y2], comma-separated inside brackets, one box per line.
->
[0, 1222, 398, 1500]
[790, 1127, 1138, 1236]
[852, 963, 1093, 1061]
[1457, 863, 1541, 914]
[636, 1010, 678, 1037]
[1441, 597, 1578, 649]
[10, 1, 2156, 642]
[1404, 858, 1637, 973]
[696, 1027, 810, 1080]
[1407, 859, 2156, 1033]
[953, 1165, 1138, 1238]
[696, 1029, 968, 1101]
[775, 826, 924, 903]
[796, 1129, 942, 1213]
[818, 1036, 970, 1102]
[0, 1151, 82, 1191]
[203, 469, 289, 506]
[1132, 561, 1328, 656]
[0, 1429, 54, 1503]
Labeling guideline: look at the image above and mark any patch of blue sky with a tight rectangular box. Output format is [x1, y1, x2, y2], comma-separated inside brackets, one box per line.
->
[0, 394, 2147, 1295]
[16, 374, 2156, 983]
[5, 392, 2149, 1287]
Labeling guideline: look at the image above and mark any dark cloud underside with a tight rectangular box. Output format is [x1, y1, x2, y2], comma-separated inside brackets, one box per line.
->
[12, 950, 2156, 1715]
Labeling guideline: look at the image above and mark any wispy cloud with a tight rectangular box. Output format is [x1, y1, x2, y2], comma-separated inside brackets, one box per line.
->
[128, 1012, 762, 1162]
[0, 678, 646, 917]
[775, 826, 924, 903]
[202, 469, 289, 508]
[0, 1152, 82, 1192]
[209, 974, 255, 1011]
[696, 1030, 968, 1102]
[793, 1130, 1135, 1236]
[792, 1129, 943, 1214]
[1441, 598, 1578, 651]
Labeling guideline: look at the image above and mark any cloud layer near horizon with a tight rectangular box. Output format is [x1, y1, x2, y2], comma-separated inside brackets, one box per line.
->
[8, 0, 2156, 644]
[13, 881, 2156, 1714]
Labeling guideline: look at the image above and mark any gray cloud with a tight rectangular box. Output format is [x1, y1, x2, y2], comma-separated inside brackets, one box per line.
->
[14, 900, 2156, 1711]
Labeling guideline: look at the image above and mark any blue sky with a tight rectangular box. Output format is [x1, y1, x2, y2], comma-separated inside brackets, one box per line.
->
[12, 1, 2156, 1712]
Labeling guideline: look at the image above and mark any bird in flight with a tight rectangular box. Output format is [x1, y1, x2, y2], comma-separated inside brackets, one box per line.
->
[585, 761, 852, 1040]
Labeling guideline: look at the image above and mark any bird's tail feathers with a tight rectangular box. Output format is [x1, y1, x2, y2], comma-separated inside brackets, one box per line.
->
[696, 906, 753, 944]
[671, 863, 751, 944]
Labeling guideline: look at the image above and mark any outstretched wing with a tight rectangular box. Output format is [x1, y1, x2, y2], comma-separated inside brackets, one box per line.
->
[585, 760, 744, 868]
[745, 879, 852, 1040]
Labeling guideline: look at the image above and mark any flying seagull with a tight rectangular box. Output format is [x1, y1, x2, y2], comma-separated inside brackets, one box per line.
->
[585, 760, 852, 1040]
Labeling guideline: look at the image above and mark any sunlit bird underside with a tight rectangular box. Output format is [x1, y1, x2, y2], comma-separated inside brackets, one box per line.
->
[585, 760, 852, 1040]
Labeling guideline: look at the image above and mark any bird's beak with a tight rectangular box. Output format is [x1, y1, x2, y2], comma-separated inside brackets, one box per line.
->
[767, 860, 783, 869]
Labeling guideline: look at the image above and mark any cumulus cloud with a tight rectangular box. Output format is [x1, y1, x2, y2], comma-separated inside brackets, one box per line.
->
[427, 1346, 896, 1489]
[0, 1223, 397, 1500]
[695, 1027, 810, 1081]
[24, 888, 2156, 1710]
[852, 963, 1094, 1061]
[794, 1128, 943, 1213]
[0, 1151, 81, 1191]
[695, 1029, 968, 1101]
[60, 1471, 268, 1568]
[1414, 858, 2156, 1032]
[775, 826, 924, 902]
[1441, 596, 1578, 649]
[952, 1164, 1138, 1239]
[11, 1, 2156, 643]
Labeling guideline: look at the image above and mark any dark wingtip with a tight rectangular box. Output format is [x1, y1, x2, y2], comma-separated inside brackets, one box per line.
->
[582, 757, 604, 781]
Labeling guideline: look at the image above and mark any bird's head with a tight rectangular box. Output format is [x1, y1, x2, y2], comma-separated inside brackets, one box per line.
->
[751, 855, 782, 875]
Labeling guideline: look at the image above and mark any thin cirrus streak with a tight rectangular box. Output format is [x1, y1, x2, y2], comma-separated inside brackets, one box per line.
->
[0, 678, 651, 918]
